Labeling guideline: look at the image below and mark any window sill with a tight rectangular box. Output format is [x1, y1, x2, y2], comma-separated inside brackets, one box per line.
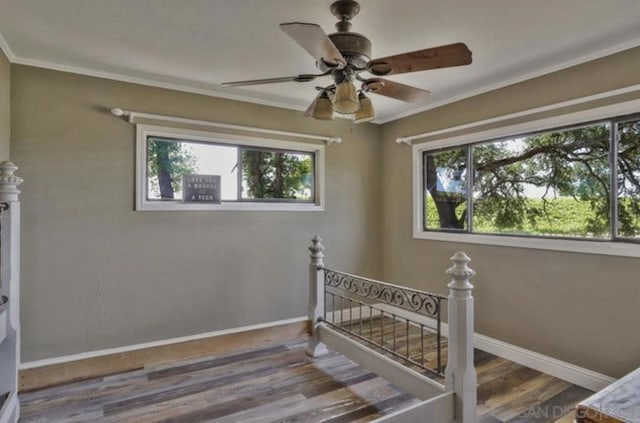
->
[413, 230, 640, 258]
[136, 201, 324, 212]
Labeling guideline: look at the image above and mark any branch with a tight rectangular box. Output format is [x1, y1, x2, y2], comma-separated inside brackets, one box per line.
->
[476, 137, 608, 172]
[619, 157, 640, 193]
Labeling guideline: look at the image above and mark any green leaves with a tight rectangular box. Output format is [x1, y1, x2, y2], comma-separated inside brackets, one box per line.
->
[242, 150, 313, 200]
[147, 139, 198, 199]
[472, 125, 612, 237]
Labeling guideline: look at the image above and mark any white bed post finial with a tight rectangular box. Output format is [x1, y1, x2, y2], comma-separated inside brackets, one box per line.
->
[309, 236, 325, 267]
[445, 252, 477, 423]
[0, 161, 23, 202]
[307, 236, 328, 357]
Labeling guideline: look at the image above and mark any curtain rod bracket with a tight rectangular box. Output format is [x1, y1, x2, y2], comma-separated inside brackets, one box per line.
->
[396, 137, 412, 146]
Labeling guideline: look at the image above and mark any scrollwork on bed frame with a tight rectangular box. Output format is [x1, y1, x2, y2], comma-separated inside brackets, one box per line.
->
[323, 268, 446, 318]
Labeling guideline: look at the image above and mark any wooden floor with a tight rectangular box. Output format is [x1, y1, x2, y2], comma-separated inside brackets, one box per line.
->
[20, 320, 593, 422]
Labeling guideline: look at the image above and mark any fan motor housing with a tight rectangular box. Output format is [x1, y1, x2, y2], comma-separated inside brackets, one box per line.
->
[326, 32, 372, 69]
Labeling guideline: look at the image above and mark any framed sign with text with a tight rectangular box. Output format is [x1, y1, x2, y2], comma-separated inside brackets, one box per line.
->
[182, 174, 221, 203]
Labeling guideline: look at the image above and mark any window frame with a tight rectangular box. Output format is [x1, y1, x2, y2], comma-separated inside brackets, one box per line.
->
[136, 124, 325, 211]
[412, 99, 640, 257]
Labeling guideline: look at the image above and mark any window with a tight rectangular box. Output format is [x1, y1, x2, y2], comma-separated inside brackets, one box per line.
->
[413, 106, 640, 257]
[136, 125, 324, 211]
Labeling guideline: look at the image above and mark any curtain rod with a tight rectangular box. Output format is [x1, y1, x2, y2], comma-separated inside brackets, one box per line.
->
[110, 108, 342, 145]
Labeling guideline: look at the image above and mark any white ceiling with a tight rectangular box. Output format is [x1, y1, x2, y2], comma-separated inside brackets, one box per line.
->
[1, 0, 639, 123]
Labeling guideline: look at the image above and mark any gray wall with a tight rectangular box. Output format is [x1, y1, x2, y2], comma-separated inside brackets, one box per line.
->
[0, 47, 9, 160]
[11, 65, 383, 361]
[381, 47, 640, 378]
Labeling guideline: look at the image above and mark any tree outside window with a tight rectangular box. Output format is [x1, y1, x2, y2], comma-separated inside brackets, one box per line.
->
[424, 117, 640, 241]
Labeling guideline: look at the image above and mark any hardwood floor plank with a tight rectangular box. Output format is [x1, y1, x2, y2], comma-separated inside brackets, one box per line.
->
[478, 366, 542, 403]
[488, 374, 572, 421]
[554, 411, 578, 423]
[506, 385, 593, 423]
[320, 393, 415, 423]
[479, 373, 565, 419]
[103, 363, 280, 415]
[268, 398, 361, 423]
[301, 372, 378, 398]
[147, 344, 288, 380]
[206, 394, 310, 423]
[20, 371, 149, 418]
[477, 358, 523, 384]
[154, 383, 309, 422]
[480, 414, 505, 423]
[475, 349, 498, 365]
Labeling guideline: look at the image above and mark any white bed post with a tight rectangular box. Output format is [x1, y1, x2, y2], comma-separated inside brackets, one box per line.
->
[0, 161, 22, 423]
[444, 252, 477, 423]
[307, 236, 328, 357]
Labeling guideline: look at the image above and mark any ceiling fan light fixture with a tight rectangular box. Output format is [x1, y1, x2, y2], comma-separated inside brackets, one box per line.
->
[353, 92, 375, 123]
[311, 92, 335, 120]
[333, 80, 360, 114]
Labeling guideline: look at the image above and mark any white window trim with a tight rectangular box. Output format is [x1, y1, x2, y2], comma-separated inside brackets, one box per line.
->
[136, 124, 325, 211]
[412, 97, 640, 258]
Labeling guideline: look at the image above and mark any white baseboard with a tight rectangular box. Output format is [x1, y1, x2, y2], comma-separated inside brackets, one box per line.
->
[20, 316, 308, 370]
[471, 333, 615, 392]
[414, 313, 615, 392]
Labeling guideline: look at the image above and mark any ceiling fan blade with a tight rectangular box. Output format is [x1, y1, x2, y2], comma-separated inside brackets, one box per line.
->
[367, 43, 472, 76]
[280, 22, 346, 66]
[362, 78, 431, 102]
[221, 73, 321, 87]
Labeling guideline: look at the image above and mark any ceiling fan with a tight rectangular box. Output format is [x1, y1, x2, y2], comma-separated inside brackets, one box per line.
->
[222, 0, 472, 123]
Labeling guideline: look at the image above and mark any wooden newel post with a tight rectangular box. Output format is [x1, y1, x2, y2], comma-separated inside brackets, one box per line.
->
[307, 236, 329, 357]
[0, 161, 23, 423]
[445, 252, 477, 423]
